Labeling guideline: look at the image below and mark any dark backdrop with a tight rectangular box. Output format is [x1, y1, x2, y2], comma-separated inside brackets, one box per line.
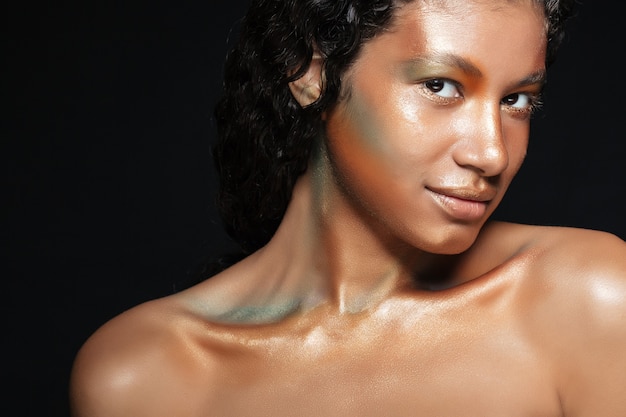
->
[3, 1, 625, 416]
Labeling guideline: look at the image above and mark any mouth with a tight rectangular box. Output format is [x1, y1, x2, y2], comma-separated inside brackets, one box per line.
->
[426, 186, 495, 221]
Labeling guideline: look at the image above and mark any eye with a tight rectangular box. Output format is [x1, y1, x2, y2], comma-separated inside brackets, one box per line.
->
[423, 79, 461, 99]
[502, 93, 530, 109]
[501, 92, 543, 117]
[501, 92, 543, 111]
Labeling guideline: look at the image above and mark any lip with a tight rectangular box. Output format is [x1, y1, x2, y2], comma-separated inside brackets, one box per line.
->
[426, 186, 495, 221]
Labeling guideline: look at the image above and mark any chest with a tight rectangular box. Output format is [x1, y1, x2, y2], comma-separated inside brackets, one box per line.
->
[208, 315, 562, 417]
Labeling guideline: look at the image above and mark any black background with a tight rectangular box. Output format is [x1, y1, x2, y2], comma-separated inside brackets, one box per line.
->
[3, 1, 625, 416]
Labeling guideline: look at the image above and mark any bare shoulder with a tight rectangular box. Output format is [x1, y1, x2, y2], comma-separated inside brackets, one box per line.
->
[525, 223, 626, 300]
[69, 294, 224, 417]
[491, 222, 626, 416]
[483, 220, 626, 281]
[534, 224, 626, 334]
[69, 251, 287, 417]
[488, 221, 626, 316]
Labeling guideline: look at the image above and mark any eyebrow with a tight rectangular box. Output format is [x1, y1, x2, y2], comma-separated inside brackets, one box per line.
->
[406, 53, 547, 89]
[406, 54, 483, 77]
[513, 69, 547, 89]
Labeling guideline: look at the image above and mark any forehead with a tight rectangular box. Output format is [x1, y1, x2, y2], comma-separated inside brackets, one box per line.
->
[340, 0, 547, 93]
[390, 0, 547, 29]
[372, 0, 547, 60]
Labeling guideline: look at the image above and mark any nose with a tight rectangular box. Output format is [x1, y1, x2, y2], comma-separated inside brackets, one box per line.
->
[452, 102, 509, 177]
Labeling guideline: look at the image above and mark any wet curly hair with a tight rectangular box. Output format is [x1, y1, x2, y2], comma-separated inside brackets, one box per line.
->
[212, 0, 576, 258]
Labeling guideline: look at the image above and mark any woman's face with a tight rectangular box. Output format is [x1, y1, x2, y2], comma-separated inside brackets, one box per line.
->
[321, 0, 547, 254]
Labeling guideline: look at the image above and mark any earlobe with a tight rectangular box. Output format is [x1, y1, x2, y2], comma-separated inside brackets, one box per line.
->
[288, 53, 324, 107]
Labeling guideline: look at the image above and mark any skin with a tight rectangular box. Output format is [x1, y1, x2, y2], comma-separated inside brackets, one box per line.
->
[70, 1, 626, 416]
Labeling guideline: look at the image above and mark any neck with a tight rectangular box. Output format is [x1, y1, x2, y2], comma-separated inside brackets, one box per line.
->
[257, 162, 425, 315]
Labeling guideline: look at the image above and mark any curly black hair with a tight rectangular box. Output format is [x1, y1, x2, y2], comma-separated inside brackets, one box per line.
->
[211, 0, 576, 261]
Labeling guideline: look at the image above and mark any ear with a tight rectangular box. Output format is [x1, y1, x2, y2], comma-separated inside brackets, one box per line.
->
[288, 53, 324, 107]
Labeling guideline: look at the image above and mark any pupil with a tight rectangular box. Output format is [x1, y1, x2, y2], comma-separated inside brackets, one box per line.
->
[428, 79, 444, 92]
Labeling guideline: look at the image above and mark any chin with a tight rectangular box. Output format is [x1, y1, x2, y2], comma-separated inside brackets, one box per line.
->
[414, 223, 482, 255]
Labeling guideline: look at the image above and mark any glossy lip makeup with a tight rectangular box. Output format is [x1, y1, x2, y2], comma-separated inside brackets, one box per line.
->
[426, 187, 493, 222]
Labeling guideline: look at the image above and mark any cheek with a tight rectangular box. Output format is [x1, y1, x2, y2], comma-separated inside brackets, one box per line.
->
[345, 89, 440, 170]
[342, 89, 396, 156]
[323, 102, 418, 214]
[325, 77, 458, 190]
[324, 109, 394, 190]
[326, 93, 396, 174]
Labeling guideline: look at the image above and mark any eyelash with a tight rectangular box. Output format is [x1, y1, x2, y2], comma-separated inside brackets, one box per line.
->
[418, 78, 543, 119]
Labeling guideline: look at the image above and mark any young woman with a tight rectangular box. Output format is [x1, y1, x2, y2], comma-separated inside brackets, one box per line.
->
[70, 0, 626, 415]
